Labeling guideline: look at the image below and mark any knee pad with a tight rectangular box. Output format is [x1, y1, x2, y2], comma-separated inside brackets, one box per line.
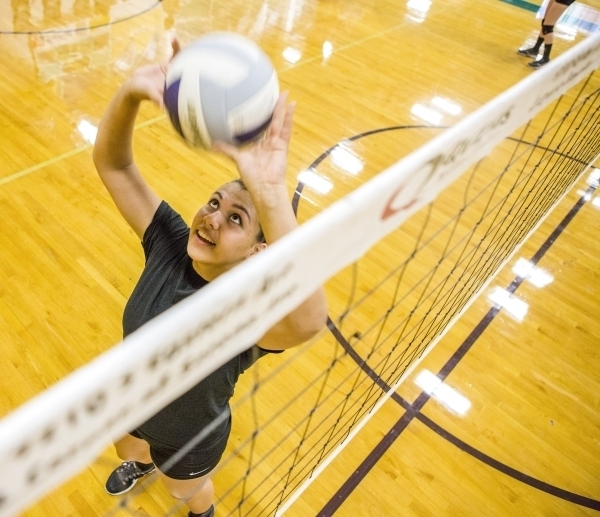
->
[542, 24, 554, 34]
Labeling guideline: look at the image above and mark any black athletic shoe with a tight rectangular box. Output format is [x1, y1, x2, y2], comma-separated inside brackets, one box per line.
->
[528, 57, 550, 69]
[105, 461, 155, 495]
[517, 47, 539, 58]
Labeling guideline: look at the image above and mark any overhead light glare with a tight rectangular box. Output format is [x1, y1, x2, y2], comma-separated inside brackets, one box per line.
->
[488, 287, 528, 321]
[331, 145, 363, 175]
[512, 258, 553, 287]
[431, 96, 462, 116]
[77, 119, 98, 145]
[283, 47, 302, 64]
[297, 168, 333, 194]
[415, 370, 471, 415]
[411, 103, 442, 125]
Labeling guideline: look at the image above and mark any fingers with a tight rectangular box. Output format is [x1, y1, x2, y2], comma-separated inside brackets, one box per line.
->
[154, 64, 167, 108]
[212, 140, 240, 161]
[280, 101, 296, 144]
[155, 83, 165, 108]
[266, 91, 290, 140]
[170, 34, 182, 59]
[212, 91, 294, 161]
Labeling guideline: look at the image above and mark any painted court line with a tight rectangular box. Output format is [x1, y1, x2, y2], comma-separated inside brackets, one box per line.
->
[0, 116, 164, 188]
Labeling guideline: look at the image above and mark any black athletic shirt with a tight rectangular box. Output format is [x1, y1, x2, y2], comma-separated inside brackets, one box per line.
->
[123, 201, 274, 451]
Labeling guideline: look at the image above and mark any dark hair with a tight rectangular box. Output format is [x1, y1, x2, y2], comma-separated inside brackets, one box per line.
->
[228, 179, 266, 244]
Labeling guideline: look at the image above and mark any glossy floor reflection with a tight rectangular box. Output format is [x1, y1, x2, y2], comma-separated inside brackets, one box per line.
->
[0, 0, 598, 515]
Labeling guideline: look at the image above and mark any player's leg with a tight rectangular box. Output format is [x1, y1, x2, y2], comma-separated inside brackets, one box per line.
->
[145, 429, 226, 516]
[105, 433, 156, 495]
[529, 0, 571, 67]
[114, 433, 153, 463]
[517, 0, 557, 58]
[157, 470, 215, 517]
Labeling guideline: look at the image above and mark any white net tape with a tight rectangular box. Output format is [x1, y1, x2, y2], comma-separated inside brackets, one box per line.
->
[0, 33, 598, 517]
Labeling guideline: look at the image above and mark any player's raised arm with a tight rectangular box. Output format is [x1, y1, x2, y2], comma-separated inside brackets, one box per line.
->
[92, 63, 166, 239]
[213, 93, 329, 350]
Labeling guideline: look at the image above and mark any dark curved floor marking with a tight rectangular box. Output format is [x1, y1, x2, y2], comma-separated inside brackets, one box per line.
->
[291, 125, 588, 216]
[292, 125, 438, 215]
[317, 185, 600, 514]
[0, 0, 161, 35]
[294, 126, 600, 514]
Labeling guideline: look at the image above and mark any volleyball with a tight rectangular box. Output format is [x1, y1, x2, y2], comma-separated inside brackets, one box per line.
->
[163, 32, 279, 149]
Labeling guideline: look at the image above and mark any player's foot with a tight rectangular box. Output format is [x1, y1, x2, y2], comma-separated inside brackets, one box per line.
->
[528, 57, 550, 69]
[105, 461, 155, 495]
[517, 47, 539, 58]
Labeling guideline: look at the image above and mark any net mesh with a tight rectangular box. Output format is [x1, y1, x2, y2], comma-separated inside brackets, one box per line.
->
[2, 34, 600, 517]
[211, 67, 600, 517]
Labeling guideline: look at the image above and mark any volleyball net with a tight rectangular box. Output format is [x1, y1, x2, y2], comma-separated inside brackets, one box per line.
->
[0, 33, 599, 517]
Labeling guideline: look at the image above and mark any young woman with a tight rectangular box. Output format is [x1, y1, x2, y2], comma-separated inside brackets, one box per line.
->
[517, 0, 576, 68]
[92, 40, 328, 517]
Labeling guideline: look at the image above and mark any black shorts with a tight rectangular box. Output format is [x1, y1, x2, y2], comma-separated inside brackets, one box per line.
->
[129, 415, 231, 480]
[555, 0, 575, 6]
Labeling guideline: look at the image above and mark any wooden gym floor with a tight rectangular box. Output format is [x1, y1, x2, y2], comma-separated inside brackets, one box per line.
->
[0, 0, 599, 515]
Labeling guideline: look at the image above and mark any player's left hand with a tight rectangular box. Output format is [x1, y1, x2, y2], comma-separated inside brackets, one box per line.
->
[213, 92, 295, 195]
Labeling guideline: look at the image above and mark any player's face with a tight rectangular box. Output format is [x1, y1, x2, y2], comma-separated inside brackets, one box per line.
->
[188, 182, 266, 280]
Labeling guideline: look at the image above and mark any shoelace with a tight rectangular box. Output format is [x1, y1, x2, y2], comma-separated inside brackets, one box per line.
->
[116, 462, 142, 483]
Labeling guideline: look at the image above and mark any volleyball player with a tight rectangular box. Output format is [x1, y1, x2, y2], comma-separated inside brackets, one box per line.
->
[92, 41, 328, 517]
[517, 0, 576, 68]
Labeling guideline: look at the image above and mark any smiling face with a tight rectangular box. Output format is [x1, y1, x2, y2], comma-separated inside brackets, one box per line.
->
[187, 181, 267, 280]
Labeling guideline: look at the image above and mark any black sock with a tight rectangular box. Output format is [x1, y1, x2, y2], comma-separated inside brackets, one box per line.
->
[136, 461, 154, 469]
[543, 43, 552, 60]
[532, 36, 544, 51]
[188, 506, 215, 517]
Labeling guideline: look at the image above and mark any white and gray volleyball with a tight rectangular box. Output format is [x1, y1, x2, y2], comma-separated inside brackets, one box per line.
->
[164, 32, 279, 149]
